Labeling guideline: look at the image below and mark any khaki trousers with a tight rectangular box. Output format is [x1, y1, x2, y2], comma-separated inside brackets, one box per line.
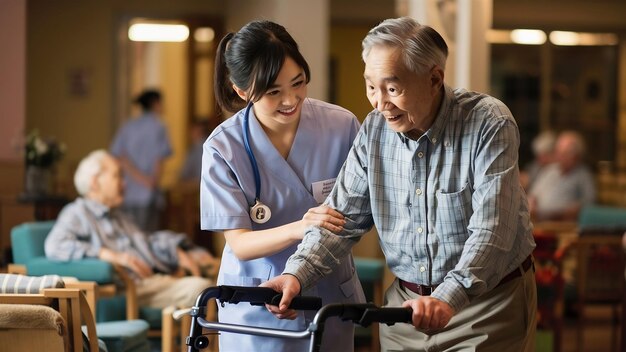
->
[136, 274, 212, 309]
[380, 267, 537, 352]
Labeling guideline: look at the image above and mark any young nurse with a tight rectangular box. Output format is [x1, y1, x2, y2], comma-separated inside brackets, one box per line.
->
[200, 20, 365, 352]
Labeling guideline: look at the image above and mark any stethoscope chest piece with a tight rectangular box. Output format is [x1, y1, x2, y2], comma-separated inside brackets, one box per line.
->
[250, 199, 271, 224]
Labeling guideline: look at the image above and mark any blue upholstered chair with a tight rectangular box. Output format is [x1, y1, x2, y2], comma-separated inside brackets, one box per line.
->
[578, 205, 626, 233]
[575, 205, 626, 352]
[11, 221, 116, 283]
[10, 221, 156, 352]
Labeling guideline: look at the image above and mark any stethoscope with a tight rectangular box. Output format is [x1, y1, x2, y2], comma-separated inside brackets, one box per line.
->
[243, 102, 272, 224]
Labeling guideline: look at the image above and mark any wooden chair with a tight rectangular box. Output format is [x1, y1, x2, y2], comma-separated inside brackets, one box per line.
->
[11, 221, 169, 349]
[574, 205, 626, 352]
[0, 274, 99, 352]
[575, 233, 624, 352]
[2, 272, 152, 352]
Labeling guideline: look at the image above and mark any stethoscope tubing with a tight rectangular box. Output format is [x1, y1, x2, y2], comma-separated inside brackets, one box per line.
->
[242, 102, 272, 224]
[243, 102, 262, 201]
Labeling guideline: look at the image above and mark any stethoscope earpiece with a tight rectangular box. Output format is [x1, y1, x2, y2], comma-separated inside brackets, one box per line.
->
[243, 103, 272, 224]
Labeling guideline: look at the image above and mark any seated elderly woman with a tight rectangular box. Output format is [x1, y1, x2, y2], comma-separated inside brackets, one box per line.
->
[44, 149, 214, 309]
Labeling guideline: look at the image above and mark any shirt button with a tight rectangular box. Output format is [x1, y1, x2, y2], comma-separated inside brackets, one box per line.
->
[417, 151, 424, 158]
[417, 227, 423, 233]
[420, 266, 426, 272]
[432, 138, 437, 143]
[445, 141, 450, 147]
[415, 188, 422, 196]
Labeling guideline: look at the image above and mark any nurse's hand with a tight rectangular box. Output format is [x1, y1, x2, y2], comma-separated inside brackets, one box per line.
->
[260, 274, 301, 320]
[299, 205, 346, 236]
[402, 297, 454, 334]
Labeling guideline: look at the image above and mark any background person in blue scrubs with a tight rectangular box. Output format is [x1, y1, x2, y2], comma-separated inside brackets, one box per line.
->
[200, 20, 365, 352]
[110, 89, 172, 232]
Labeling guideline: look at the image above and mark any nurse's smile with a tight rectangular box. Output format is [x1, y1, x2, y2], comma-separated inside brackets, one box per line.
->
[278, 105, 298, 116]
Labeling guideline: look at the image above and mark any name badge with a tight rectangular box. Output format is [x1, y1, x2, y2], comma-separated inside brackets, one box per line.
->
[312, 178, 336, 204]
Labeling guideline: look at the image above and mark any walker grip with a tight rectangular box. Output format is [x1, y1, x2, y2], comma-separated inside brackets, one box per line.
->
[219, 285, 321, 310]
[359, 307, 413, 327]
[270, 294, 323, 311]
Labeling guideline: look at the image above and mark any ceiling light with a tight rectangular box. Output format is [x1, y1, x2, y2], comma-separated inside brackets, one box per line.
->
[486, 29, 515, 44]
[128, 23, 189, 42]
[550, 31, 618, 46]
[194, 27, 215, 43]
[510, 29, 547, 45]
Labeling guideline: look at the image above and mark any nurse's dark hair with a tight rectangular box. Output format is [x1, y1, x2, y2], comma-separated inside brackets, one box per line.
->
[134, 89, 161, 112]
[214, 20, 311, 113]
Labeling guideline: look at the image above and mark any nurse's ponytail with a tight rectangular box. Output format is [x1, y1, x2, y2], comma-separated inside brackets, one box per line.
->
[214, 32, 243, 114]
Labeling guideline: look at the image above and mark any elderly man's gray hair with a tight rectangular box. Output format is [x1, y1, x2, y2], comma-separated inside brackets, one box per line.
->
[532, 130, 556, 156]
[362, 17, 448, 74]
[74, 149, 110, 196]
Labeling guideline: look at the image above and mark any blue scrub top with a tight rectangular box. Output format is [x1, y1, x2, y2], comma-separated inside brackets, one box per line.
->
[200, 98, 365, 352]
[110, 112, 172, 206]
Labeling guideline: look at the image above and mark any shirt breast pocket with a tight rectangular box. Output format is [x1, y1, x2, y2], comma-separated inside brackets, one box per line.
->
[435, 183, 472, 237]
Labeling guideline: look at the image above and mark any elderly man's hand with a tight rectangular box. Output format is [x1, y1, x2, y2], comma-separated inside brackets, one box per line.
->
[402, 297, 455, 334]
[99, 248, 153, 279]
[259, 274, 301, 320]
[177, 248, 201, 276]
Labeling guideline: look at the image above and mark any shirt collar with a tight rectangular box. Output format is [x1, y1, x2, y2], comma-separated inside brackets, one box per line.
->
[82, 197, 112, 218]
[397, 84, 453, 145]
[139, 112, 158, 120]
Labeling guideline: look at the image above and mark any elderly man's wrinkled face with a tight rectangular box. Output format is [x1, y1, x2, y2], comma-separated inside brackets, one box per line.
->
[363, 45, 443, 139]
[92, 155, 124, 208]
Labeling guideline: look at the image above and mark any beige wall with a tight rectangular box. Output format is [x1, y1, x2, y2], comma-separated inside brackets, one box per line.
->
[0, 0, 26, 161]
[159, 42, 189, 187]
[27, 1, 112, 185]
[329, 24, 374, 122]
[26, 0, 223, 187]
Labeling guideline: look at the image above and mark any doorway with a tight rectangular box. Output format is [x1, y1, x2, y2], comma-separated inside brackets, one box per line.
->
[114, 16, 223, 187]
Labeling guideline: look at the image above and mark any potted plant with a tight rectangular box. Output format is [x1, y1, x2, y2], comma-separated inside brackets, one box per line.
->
[24, 130, 66, 196]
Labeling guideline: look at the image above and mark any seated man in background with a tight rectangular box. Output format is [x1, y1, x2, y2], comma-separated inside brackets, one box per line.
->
[45, 149, 214, 309]
[528, 130, 596, 221]
[520, 130, 556, 191]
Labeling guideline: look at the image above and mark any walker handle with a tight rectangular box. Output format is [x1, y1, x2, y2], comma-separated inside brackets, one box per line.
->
[220, 285, 322, 310]
[269, 293, 323, 311]
[358, 307, 413, 327]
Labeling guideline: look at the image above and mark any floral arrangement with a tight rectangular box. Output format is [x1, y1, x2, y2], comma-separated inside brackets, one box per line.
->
[24, 130, 66, 168]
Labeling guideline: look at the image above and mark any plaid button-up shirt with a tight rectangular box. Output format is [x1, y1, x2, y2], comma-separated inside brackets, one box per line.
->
[285, 85, 536, 312]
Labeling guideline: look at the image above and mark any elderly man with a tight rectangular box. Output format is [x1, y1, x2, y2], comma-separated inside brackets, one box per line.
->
[45, 149, 212, 309]
[263, 17, 537, 351]
[528, 130, 596, 221]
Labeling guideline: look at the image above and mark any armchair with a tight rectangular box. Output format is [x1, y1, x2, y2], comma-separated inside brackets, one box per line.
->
[10, 221, 169, 350]
[0, 273, 100, 352]
[574, 205, 626, 352]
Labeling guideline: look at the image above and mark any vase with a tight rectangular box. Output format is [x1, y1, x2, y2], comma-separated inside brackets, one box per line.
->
[25, 166, 54, 196]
